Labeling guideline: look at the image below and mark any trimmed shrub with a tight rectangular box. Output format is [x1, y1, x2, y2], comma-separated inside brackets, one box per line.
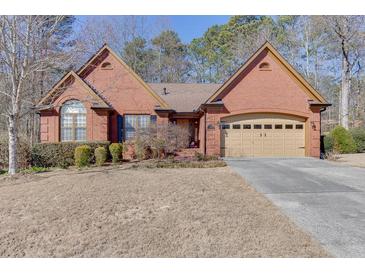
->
[95, 147, 107, 166]
[328, 126, 357, 154]
[349, 127, 365, 153]
[31, 141, 110, 168]
[0, 135, 31, 170]
[109, 143, 123, 163]
[74, 145, 91, 168]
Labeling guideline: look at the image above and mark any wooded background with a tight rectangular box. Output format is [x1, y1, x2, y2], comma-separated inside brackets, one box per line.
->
[1, 15, 365, 146]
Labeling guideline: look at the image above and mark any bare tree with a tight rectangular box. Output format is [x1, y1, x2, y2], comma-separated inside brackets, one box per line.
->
[324, 16, 365, 129]
[0, 15, 71, 174]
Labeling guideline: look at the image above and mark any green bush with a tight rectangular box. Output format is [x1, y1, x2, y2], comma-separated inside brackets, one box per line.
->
[31, 141, 110, 168]
[74, 145, 91, 168]
[323, 134, 334, 153]
[328, 126, 357, 154]
[109, 143, 123, 163]
[349, 127, 365, 153]
[95, 147, 107, 166]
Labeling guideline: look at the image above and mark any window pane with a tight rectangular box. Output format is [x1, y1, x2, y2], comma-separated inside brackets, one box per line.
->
[76, 114, 86, 127]
[61, 114, 73, 127]
[254, 124, 262, 129]
[243, 124, 251, 129]
[61, 100, 87, 142]
[221, 124, 230, 129]
[61, 128, 73, 141]
[264, 124, 272, 129]
[275, 124, 283, 129]
[232, 124, 240, 129]
[285, 124, 293, 129]
[125, 115, 151, 140]
[75, 128, 86, 141]
[138, 115, 150, 129]
[125, 115, 137, 140]
[296, 124, 304, 129]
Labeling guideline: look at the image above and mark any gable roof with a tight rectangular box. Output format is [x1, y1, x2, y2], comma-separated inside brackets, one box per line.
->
[77, 44, 170, 109]
[37, 71, 110, 109]
[206, 41, 328, 104]
[148, 83, 221, 112]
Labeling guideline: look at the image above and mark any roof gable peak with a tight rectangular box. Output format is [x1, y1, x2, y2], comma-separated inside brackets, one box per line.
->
[76, 44, 169, 108]
[206, 41, 327, 104]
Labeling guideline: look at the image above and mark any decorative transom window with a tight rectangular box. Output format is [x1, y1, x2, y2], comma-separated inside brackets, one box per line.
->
[101, 62, 113, 70]
[125, 115, 151, 140]
[259, 62, 271, 70]
[60, 100, 87, 142]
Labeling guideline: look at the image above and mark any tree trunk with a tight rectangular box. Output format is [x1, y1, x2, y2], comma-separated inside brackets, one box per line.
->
[8, 115, 17, 175]
[340, 55, 350, 129]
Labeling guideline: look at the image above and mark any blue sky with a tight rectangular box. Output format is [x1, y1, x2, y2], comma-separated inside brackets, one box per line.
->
[169, 16, 231, 42]
[77, 16, 231, 43]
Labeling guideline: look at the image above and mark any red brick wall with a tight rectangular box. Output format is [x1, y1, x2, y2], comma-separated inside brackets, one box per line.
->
[83, 51, 166, 141]
[201, 49, 322, 157]
[39, 50, 167, 143]
[39, 76, 109, 142]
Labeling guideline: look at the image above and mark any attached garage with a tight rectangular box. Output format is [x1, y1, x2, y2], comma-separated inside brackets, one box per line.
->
[220, 113, 306, 157]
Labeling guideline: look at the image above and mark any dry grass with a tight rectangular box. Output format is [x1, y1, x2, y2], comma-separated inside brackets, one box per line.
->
[0, 166, 328, 257]
[332, 153, 365, 168]
[142, 159, 227, 168]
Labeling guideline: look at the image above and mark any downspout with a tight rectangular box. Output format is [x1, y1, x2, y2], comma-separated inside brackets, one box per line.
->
[319, 107, 327, 158]
[204, 110, 207, 155]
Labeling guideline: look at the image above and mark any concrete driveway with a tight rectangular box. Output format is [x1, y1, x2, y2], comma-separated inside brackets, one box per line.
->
[226, 157, 365, 257]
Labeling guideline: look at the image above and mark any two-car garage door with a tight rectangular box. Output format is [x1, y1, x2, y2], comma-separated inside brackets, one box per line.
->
[221, 113, 306, 157]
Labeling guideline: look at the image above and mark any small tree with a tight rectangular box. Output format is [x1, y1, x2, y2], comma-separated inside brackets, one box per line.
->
[330, 126, 357, 154]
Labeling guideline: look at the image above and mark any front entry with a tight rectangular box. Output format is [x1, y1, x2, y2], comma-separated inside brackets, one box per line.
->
[221, 113, 305, 157]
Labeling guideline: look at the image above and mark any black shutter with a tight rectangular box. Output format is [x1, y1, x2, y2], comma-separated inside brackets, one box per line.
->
[117, 115, 123, 142]
[150, 115, 157, 124]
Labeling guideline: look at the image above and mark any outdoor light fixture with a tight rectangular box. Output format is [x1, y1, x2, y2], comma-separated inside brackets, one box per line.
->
[311, 121, 316, 129]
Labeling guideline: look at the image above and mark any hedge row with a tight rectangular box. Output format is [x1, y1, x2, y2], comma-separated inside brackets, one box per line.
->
[31, 141, 110, 168]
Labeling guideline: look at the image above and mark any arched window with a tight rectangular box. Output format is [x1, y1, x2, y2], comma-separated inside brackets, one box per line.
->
[60, 100, 87, 141]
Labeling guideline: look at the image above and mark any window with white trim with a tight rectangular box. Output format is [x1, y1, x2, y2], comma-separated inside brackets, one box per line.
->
[125, 115, 151, 140]
[60, 100, 87, 141]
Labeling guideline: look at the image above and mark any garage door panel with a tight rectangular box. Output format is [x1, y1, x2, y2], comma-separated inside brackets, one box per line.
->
[221, 114, 305, 157]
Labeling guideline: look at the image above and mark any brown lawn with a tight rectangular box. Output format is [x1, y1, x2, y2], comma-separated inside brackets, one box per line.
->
[0, 165, 328, 257]
[332, 153, 365, 168]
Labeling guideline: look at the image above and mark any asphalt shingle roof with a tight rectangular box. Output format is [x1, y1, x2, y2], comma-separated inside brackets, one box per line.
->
[148, 83, 221, 112]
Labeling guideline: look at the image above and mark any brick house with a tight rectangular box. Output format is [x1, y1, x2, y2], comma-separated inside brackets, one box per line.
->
[37, 41, 330, 157]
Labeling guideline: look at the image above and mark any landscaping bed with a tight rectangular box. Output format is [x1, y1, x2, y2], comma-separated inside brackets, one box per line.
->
[0, 166, 328, 257]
